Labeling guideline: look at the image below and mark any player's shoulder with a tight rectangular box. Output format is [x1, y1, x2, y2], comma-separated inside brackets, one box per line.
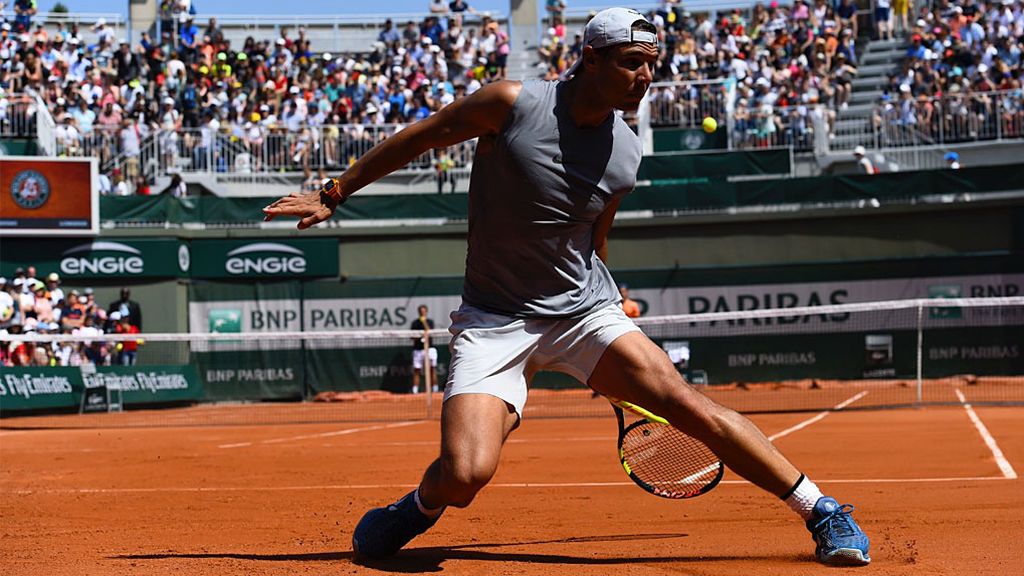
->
[471, 80, 524, 108]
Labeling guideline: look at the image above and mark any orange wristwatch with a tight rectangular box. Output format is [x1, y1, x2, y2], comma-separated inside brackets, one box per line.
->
[319, 177, 344, 208]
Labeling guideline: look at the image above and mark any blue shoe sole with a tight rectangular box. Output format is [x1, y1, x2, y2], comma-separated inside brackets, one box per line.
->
[819, 547, 871, 566]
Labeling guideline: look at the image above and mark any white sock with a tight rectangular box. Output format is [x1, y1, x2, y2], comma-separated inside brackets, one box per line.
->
[413, 489, 444, 519]
[783, 474, 824, 521]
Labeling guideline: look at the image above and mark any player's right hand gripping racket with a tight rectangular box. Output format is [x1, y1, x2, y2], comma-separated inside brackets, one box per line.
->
[609, 397, 724, 499]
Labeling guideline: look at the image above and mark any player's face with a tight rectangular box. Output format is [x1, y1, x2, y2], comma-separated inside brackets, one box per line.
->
[594, 42, 658, 111]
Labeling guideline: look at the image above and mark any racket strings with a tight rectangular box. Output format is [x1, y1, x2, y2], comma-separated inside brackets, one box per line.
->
[621, 422, 721, 497]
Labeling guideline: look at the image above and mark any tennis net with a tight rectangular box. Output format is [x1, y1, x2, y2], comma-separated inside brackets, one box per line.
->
[2, 297, 1021, 428]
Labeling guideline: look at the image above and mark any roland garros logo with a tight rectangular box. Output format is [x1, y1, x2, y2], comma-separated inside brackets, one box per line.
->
[60, 241, 144, 275]
[10, 169, 51, 210]
[224, 243, 307, 275]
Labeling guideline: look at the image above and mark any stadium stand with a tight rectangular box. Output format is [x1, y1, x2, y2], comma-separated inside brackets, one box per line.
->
[3, 1, 1023, 194]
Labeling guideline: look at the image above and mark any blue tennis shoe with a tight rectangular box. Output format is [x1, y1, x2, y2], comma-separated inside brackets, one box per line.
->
[352, 491, 442, 560]
[806, 496, 871, 566]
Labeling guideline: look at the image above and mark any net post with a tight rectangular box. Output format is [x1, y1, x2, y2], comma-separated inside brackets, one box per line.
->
[916, 303, 924, 407]
[424, 327, 434, 419]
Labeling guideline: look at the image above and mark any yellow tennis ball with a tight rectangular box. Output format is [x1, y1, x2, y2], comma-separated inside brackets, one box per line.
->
[702, 117, 718, 133]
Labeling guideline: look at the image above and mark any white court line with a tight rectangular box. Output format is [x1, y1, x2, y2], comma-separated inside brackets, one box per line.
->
[327, 436, 613, 448]
[955, 389, 1018, 480]
[6, 475, 1012, 495]
[218, 420, 423, 449]
[767, 390, 868, 442]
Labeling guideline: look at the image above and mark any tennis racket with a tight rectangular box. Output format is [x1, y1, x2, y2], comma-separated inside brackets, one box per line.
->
[609, 397, 724, 499]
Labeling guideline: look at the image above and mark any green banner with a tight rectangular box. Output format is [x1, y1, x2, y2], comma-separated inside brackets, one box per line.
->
[189, 282, 305, 399]
[638, 148, 792, 182]
[190, 239, 338, 279]
[625, 163, 1024, 213]
[0, 238, 190, 279]
[85, 365, 204, 405]
[653, 326, 1024, 385]
[0, 367, 83, 411]
[652, 127, 727, 152]
[100, 194, 470, 226]
[98, 164, 1024, 226]
[194, 349, 304, 400]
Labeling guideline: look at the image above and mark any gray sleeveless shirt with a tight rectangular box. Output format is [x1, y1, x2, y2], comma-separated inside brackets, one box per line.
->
[462, 80, 641, 318]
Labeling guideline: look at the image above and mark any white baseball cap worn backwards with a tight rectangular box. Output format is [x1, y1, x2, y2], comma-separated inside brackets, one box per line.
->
[563, 7, 658, 79]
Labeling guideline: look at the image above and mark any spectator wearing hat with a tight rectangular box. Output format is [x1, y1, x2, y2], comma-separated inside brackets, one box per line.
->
[110, 167, 129, 195]
[12, 267, 27, 293]
[945, 151, 961, 170]
[853, 145, 876, 174]
[31, 280, 56, 329]
[17, 278, 36, 320]
[45, 272, 64, 307]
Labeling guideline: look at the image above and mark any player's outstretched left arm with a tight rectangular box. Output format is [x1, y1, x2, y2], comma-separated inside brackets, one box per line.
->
[262, 81, 522, 230]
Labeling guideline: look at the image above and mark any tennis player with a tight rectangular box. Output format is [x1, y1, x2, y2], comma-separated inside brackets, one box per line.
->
[263, 7, 870, 566]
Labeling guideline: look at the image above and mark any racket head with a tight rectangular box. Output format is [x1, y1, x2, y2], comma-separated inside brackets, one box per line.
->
[614, 405, 724, 499]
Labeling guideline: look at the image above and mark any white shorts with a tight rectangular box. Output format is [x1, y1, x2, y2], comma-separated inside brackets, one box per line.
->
[443, 302, 641, 418]
[412, 347, 438, 370]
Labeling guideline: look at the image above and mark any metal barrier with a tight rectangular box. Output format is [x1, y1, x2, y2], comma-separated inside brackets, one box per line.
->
[0, 93, 37, 138]
[68, 124, 480, 181]
[833, 89, 1024, 151]
[647, 81, 730, 129]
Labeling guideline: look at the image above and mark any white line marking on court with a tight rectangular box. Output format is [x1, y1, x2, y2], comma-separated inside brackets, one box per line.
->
[955, 389, 1018, 479]
[767, 391, 868, 442]
[6, 476, 1014, 495]
[217, 421, 423, 449]
[325, 436, 613, 448]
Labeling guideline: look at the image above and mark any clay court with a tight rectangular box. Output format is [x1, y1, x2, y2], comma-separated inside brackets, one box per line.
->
[2, 384, 1021, 576]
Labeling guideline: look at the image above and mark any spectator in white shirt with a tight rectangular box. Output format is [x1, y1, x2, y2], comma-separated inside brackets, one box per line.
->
[853, 146, 876, 174]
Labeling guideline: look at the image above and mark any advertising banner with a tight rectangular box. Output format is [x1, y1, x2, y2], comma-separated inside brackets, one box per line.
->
[189, 239, 338, 279]
[0, 365, 204, 413]
[188, 272, 1024, 395]
[0, 367, 83, 411]
[0, 157, 99, 235]
[85, 365, 204, 405]
[0, 238, 190, 279]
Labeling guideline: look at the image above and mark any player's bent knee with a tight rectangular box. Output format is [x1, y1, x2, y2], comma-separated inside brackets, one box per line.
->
[439, 455, 497, 507]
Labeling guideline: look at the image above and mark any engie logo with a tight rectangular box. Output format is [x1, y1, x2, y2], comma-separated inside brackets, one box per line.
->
[60, 241, 144, 276]
[224, 243, 306, 275]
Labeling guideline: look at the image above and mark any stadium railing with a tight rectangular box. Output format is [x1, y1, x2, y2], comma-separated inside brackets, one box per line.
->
[830, 89, 1024, 151]
[2, 297, 1021, 428]
[198, 11, 508, 54]
[57, 123, 479, 181]
[1, 93, 37, 138]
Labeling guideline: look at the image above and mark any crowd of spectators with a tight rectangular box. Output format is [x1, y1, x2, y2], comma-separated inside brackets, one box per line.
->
[4, 1, 1023, 176]
[873, 0, 1024, 145]
[0, 267, 144, 367]
[1, 1, 509, 192]
[542, 0, 865, 148]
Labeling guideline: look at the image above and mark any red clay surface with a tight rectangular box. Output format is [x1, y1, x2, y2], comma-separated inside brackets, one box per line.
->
[2, 404, 1022, 575]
